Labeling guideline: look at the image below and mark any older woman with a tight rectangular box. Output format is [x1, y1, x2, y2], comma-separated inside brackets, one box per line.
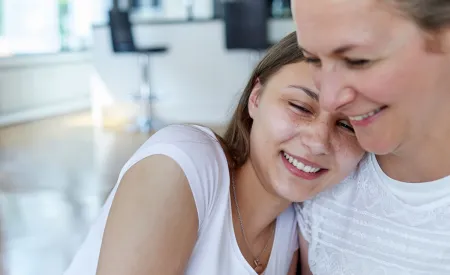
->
[293, 0, 450, 274]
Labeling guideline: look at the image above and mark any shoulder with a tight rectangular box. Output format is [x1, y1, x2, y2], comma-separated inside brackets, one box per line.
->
[142, 124, 223, 157]
[122, 124, 227, 180]
[313, 153, 374, 202]
[294, 154, 375, 242]
[119, 124, 230, 228]
[146, 124, 220, 147]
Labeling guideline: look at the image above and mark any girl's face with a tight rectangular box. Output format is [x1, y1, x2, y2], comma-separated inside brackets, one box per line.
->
[248, 62, 364, 202]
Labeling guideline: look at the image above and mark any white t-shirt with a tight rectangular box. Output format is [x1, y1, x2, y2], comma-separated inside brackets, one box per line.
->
[64, 124, 298, 275]
[296, 153, 450, 275]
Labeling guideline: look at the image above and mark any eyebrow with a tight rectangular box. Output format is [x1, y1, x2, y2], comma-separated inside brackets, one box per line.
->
[300, 44, 357, 56]
[287, 85, 319, 101]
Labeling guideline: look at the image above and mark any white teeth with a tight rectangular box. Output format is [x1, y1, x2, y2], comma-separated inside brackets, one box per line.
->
[283, 152, 321, 173]
[349, 107, 382, 121]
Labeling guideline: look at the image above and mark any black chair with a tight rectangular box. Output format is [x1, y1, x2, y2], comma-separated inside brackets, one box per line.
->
[108, 9, 168, 133]
[223, 1, 270, 51]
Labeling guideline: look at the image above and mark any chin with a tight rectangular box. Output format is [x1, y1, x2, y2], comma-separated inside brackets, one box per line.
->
[276, 185, 315, 203]
[358, 138, 398, 156]
[355, 123, 403, 155]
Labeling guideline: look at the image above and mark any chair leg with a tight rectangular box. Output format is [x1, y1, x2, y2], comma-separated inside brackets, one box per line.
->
[133, 54, 155, 133]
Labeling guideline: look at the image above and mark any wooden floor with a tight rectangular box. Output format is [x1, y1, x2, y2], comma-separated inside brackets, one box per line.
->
[0, 112, 224, 275]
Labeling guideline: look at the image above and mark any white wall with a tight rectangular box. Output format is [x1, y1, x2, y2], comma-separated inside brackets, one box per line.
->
[2, 0, 60, 54]
[91, 19, 295, 125]
[0, 53, 92, 127]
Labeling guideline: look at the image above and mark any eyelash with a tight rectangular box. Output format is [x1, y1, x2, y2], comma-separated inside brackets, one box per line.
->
[289, 102, 312, 114]
[304, 57, 321, 67]
[345, 58, 371, 67]
[337, 120, 355, 133]
[304, 57, 371, 68]
[289, 102, 355, 133]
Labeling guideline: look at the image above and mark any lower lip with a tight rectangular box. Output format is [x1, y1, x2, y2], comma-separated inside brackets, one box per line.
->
[350, 108, 386, 127]
[281, 153, 326, 180]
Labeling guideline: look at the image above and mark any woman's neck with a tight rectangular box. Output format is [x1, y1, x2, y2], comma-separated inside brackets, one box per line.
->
[232, 160, 291, 244]
[379, 122, 450, 183]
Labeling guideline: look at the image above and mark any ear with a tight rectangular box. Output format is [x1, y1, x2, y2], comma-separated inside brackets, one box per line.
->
[424, 27, 450, 53]
[248, 79, 263, 119]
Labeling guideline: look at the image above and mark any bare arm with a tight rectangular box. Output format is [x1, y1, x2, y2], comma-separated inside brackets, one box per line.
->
[287, 250, 299, 275]
[96, 155, 198, 275]
[299, 233, 312, 275]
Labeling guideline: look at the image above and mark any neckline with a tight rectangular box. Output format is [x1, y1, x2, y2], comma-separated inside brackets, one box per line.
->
[368, 153, 450, 209]
[226, 188, 279, 275]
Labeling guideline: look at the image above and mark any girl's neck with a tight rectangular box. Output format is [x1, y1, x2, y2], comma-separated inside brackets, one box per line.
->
[232, 160, 291, 243]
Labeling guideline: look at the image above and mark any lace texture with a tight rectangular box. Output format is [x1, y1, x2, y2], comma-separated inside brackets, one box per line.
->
[296, 155, 450, 275]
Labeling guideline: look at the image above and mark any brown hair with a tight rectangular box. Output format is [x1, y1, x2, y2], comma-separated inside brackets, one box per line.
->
[384, 0, 450, 30]
[220, 31, 304, 169]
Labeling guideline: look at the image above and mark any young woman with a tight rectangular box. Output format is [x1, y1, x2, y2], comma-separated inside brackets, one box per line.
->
[63, 32, 364, 275]
[292, 0, 450, 274]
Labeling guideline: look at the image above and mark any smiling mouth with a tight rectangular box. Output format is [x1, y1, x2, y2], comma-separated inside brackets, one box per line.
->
[349, 106, 387, 122]
[283, 152, 322, 173]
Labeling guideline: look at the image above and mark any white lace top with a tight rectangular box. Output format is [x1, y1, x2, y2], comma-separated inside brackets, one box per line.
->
[295, 153, 450, 275]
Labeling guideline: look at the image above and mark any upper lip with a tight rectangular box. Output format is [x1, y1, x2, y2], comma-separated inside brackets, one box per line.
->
[283, 151, 327, 169]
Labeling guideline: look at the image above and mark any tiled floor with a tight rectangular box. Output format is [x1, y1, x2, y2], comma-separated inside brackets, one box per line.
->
[0, 112, 224, 275]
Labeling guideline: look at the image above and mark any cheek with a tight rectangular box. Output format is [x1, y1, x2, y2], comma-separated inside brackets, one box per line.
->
[332, 137, 365, 175]
[353, 49, 429, 104]
[255, 104, 299, 144]
[354, 64, 409, 103]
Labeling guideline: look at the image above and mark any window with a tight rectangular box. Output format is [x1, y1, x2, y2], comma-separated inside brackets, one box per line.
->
[0, 0, 110, 56]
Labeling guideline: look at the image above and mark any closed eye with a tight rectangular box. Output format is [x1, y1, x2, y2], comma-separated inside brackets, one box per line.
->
[345, 58, 371, 68]
[304, 57, 321, 67]
[337, 120, 354, 133]
[289, 102, 312, 114]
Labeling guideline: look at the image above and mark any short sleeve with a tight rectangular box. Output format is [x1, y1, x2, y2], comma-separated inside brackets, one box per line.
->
[117, 124, 227, 229]
[294, 201, 312, 243]
[63, 125, 228, 275]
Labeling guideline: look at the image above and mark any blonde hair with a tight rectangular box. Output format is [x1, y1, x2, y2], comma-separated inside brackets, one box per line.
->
[385, 0, 450, 30]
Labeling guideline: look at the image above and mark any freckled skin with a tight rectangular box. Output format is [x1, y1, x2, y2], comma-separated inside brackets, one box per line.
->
[247, 62, 364, 202]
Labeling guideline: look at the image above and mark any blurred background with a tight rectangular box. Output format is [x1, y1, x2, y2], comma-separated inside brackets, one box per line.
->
[0, 0, 294, 274]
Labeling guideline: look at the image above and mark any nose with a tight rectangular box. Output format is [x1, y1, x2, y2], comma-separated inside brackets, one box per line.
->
[302, 121, 332, 156]
[313, 67, 356, 113]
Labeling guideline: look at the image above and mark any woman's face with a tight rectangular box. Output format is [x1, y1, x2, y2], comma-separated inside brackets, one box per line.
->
[292, 0, 450, 155]
[248, 62, 364, 202]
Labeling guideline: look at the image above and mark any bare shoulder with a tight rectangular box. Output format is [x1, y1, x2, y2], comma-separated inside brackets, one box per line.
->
[97, 154, 199, 275]
[113, 153, 199, 228]
[121, 154, 188, 186]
